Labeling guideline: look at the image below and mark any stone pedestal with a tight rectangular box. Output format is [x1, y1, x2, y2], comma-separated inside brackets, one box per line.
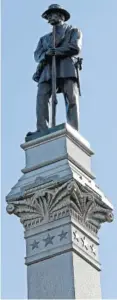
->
[6, 123, 113, 299]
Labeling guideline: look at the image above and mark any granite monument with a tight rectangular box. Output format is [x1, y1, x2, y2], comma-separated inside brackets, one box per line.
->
[6, 5, 114, 299]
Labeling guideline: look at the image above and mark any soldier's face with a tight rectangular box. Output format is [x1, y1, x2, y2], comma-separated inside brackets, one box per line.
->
[48, 12, 64, 25]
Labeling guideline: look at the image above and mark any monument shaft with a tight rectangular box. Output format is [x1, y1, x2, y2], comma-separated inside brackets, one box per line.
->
[6, 124, 113, 298]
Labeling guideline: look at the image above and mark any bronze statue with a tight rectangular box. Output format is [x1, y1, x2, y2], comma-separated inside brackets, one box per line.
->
[33, 4, 82, 132]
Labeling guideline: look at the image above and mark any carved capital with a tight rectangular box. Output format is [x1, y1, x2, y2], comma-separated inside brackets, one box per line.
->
[69, 181, 114, 232]
[6, 179, 113, 233]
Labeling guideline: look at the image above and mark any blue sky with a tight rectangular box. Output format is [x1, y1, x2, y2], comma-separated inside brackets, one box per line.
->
[2, 0, 117, 298]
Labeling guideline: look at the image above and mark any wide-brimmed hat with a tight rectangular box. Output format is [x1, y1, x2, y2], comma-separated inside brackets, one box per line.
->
[42, 4, 70, 21]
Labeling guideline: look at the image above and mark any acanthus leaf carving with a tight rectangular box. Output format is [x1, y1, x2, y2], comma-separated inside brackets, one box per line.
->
[6, 179, 113, 233]
[6, 180, 72, 226]
[70, 181, 113, 229]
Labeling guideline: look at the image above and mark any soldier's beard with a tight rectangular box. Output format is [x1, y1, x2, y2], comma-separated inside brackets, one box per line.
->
[48, 20, 60, 25]
[48, 17, 62, 25]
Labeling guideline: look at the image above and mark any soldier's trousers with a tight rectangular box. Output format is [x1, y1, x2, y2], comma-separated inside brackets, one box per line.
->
[36, 79, 79, 131]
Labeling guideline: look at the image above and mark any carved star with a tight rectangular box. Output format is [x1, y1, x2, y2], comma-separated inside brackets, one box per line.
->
[90, 244, 96, 255]
[43, 233, 55, 247]
[58, 230, 68, 241]
[73, 231, 79, 242]
[81, 236, 88, 250]
[30, 240, 39, 250]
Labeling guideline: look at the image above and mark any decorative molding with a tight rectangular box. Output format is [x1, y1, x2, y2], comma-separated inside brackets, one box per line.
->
[27, 226, 98, 263]
[21, 154, 67, 174]
[20, 174, 72, 197]
[6, 179, 113, 233]
[21, 124, 67, 149]
[68, 154, 95, 179]
[66, 130, 94, 156]
[21, 123, 93, 156]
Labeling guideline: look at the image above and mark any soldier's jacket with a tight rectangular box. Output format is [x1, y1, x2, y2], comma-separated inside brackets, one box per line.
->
[33, 23, 82, 83]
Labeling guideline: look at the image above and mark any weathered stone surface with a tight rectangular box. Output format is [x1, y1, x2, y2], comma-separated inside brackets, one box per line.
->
[6, 123, 114, 299]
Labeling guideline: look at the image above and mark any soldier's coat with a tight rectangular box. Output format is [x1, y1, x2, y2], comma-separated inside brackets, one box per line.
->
[34, 24, 82, 83]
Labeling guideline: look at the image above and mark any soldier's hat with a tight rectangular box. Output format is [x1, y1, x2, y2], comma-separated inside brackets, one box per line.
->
[42, 4, 70, 21]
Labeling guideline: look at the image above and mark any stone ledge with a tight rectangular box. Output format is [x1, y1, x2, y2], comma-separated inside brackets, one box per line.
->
[23, 123, 94, 157]
[25, 244, 101, 271]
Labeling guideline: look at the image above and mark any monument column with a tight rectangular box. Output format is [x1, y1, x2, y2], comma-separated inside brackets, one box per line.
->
[6, 4, 114, 299]
[6, 124, 113, 299]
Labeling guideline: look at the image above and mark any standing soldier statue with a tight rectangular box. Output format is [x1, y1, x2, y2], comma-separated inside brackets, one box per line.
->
[32, 4, 82, 133]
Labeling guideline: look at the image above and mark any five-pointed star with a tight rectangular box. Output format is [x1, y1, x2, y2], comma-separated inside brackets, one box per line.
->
[43, 233, 55, 247]
[90, 244, 96, 255]
[58, 230, 68, 241]
[30, 240, 39, 250]
[73, 231, 79, 242]
[81, 236, 88, 250]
